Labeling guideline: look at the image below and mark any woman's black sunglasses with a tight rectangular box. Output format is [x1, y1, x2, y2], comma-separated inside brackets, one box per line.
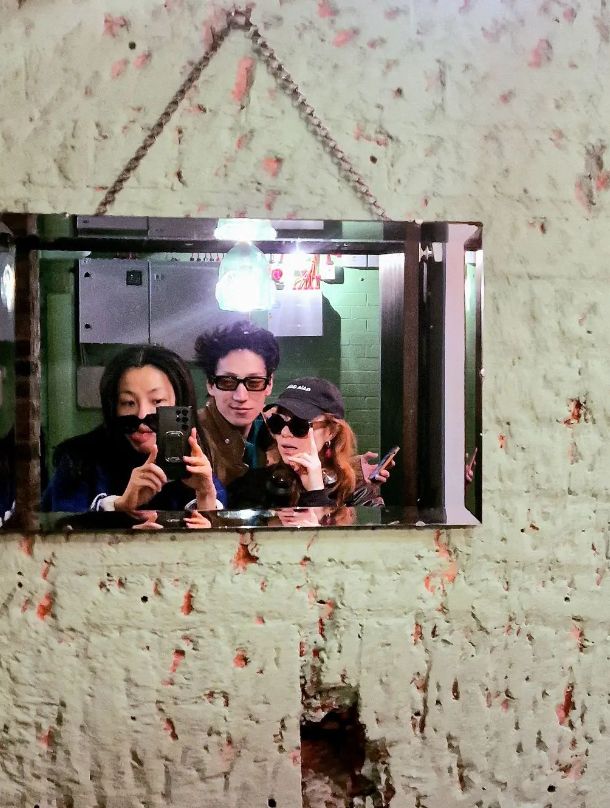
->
[211, 375, 270, 392]
[265, 412, 311, 439]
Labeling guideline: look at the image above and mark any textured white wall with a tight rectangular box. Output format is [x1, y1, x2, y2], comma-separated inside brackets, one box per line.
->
[1, 0, 609, 805]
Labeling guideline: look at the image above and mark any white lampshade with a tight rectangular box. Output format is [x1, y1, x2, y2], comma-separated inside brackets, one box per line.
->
[215, 243, 276, 312]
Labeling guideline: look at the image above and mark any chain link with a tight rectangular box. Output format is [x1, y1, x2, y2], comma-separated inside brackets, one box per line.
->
[95, 6, 387, 220]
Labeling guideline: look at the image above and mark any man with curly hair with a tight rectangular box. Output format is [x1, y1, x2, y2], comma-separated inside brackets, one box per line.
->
[194, 320, 280, 486]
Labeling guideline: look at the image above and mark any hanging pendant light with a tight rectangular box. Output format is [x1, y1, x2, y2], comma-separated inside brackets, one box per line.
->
[215, 241, 276, 312]
[214, 219, 277, 312]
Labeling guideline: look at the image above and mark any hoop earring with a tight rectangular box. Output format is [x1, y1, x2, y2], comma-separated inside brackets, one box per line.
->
[323, 440, 332, 461]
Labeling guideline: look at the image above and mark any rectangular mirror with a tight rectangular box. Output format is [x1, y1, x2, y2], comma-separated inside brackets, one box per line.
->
[8, 214, 483, 530]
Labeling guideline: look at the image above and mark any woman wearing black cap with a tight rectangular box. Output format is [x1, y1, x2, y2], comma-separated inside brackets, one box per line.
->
[226, 377, 381, 509]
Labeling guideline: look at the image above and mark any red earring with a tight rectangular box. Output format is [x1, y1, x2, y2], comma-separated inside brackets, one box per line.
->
[324, 440, 332, 461]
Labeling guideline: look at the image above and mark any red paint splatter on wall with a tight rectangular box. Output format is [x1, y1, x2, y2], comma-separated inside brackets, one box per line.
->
[260, 579, 268, 592]
[556, 684, 574, 725]
[181, 589, 193, 615]
[322, 599, 335, 619]
[232, 541, 258, 572]
[574, 177, 593, 213]
[19, 537, 33, 556]
[570, 624, 585, 651]
[563, 7, 577, 23]
[498, 433, 507, 449]
[317, 0, 336, 18]
[434, 531, 450, 558]
[354, 123, 390, 147]
[290, 748, 301, 766]
[255, 615, 265, 624]
[221, 737, 236, 765]
[499, 90, 515, 104]
[595, 170, 610, 191]
[528, 39, 553, 68]
[36, 592, 53, 620]
[233, 649, 249, 668]
[563, 398, 586, 427]
[152, 579, 161, 596]
[111, 59, 129, 79]
[103, 14, 128, 37]
[21, 597, 31, 613]
[133, 52, 152, 69]
[264, 190, 279, 212]
[317, 617, 326, 639]
[164, 718, 178, 740]
[169, 649, 186, 673]
[412, 622, 422, 644]
[299, 641, 306, 657]
[235, 131, 253, 151]
[550, 129, 565, 147]
[231, 57, 256, 105]
[262, 157, 283, 177]
[481, 20, 508, 43]
[41, 560, 52, 580]
[38, 727, 54, 748]
[333, 28, 359, 47]
[561, 756, 587, 780]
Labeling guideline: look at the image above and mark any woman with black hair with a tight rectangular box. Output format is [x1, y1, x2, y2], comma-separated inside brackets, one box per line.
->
[42, 345, 224, 513]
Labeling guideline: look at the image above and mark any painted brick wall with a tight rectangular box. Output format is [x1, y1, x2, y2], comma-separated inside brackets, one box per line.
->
[0, 0, 609, 806]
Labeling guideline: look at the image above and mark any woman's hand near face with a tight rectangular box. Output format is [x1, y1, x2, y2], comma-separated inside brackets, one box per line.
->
[182, 428, 218, 510]
[115, 446, 168, 511]
[285, 429, 325, 492]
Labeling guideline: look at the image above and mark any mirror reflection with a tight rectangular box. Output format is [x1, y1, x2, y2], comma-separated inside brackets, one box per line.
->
[0, 223, 15, 527]
[9, 214, 483, 529]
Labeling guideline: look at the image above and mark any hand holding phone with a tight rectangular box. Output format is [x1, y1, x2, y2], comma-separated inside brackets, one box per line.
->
[369, 445, 400, 482]
[156, 406, 194, 481]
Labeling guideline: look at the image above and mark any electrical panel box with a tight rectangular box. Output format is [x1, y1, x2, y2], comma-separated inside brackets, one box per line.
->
[266, 289, 323, 337]
[149, 262, 242, 360]
[78, 259, 149, 344]
[77, 259, 326, 356]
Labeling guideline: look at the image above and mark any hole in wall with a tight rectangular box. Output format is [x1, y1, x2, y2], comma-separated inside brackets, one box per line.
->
[300, 690, 395, 807]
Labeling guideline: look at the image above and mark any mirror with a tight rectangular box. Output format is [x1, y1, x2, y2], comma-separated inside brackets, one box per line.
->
[10, 214, 483, 530]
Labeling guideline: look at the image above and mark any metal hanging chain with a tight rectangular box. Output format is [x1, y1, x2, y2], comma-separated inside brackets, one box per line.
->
[95, 7, 387, 219]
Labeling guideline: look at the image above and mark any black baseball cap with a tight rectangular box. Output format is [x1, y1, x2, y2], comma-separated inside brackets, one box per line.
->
[271, 377, 345, 421]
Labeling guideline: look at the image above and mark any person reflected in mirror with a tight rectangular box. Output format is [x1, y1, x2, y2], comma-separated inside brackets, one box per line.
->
[271, 505, 356, 528]
[226, 377, 384, 509]
[194, 321, 392, 494]
[194, 320, 279, 487]
[42, 345, 224, 513]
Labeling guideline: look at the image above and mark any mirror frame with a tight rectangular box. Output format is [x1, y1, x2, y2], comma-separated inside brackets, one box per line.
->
[2, 213, 483, 532]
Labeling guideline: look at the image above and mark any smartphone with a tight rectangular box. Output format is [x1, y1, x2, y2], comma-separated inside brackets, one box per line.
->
[156, 406, 194, 481]
[370, 445, 400, 481]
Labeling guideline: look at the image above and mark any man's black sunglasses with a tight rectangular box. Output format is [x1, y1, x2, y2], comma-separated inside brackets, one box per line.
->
[211, 375, 270, 392]
[265, 412, 311, 439]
